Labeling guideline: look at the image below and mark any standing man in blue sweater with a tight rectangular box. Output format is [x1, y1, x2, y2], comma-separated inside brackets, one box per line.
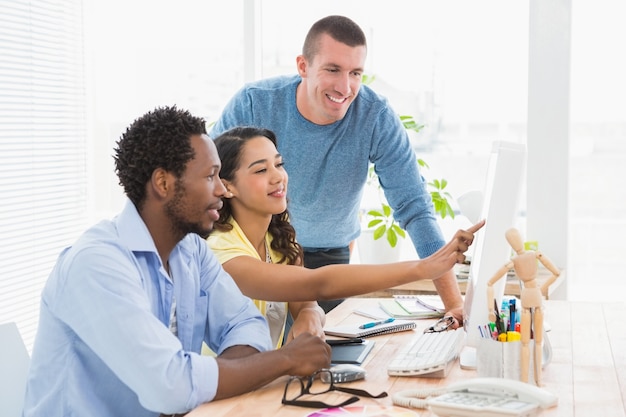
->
[210, 15, 464, 325]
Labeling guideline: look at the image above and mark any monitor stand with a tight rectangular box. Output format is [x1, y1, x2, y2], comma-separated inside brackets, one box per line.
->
[459, 345, 477, 370]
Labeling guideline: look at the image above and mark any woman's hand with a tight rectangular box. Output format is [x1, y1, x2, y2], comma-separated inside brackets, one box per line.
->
[423, 220, 486, 281]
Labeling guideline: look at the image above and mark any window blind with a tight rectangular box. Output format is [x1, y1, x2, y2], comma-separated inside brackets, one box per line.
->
[0, 0, 87, 351]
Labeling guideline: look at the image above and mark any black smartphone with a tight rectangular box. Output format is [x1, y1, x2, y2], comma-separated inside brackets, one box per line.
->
[326, 338, 364, 346]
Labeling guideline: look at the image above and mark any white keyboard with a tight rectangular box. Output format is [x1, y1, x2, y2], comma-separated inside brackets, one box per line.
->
[387, 328, 464, 377]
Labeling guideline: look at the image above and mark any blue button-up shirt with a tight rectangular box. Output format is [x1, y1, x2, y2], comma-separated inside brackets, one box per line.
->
[23, 201, 271, 417]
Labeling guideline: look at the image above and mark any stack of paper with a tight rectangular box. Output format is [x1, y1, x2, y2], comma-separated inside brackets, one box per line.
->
[378, 295, 445, 319]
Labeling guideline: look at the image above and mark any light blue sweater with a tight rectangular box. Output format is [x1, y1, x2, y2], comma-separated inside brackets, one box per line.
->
[211, 75, 445, 258]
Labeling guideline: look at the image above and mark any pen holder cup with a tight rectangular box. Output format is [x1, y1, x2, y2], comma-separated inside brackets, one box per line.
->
[476, 331, 552, 386]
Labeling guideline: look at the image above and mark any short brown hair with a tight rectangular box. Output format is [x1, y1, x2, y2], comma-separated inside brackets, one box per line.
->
[302, 15, 367, 61]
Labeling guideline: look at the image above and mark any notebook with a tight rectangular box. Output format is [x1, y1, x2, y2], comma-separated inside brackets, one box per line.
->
[378, 295, 445, 319]
[394, 294, 445, 313]
[324, 319, 416, 338]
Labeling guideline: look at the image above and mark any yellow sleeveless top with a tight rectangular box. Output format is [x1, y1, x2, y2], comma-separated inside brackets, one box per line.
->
[207, 217, 287, 348]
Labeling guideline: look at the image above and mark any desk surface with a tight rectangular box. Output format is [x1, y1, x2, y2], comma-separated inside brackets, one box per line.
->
[187, 298, 626, 417]
[362, 267, 566, 300]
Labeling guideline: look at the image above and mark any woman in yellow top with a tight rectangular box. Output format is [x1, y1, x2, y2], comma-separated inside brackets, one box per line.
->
[207, 127, 484, 348]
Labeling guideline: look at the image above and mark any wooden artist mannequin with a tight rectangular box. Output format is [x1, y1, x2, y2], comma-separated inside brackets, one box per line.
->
[487, 228, 561, 385]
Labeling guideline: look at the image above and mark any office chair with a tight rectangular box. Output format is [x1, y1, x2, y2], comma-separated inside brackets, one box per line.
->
[0, 322, 30, 417]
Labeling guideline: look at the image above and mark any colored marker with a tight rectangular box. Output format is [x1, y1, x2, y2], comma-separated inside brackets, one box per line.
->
[501, 300, 510, 332]
[509, 299, 517, 331]
[507, 331, 521, 341]
[494, 300, 505, 334]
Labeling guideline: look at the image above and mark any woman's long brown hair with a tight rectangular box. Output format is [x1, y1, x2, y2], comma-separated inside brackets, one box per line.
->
[213, 126, 303, 265]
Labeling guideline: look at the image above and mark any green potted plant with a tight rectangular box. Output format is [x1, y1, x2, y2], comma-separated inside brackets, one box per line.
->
[363, 155, 455, 248]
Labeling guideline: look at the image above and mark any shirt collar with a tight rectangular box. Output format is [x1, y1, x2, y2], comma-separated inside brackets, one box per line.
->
[115, 200, 159, 254]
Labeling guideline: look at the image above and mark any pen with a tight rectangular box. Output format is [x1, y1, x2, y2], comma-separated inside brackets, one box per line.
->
[359, 317, 395, 329]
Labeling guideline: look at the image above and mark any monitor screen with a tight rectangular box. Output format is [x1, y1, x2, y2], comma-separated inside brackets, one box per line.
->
[459, 141, 527, 369]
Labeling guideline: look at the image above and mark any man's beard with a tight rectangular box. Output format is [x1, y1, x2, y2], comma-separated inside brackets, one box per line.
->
[164, 181, 212, 239]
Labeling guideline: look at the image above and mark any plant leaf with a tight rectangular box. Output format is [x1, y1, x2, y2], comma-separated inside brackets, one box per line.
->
[445, 201, 456, 219]
[399, 115, 424, 133]
[367, 219, 383, 228]
[373, 225, 386, 240]
[387, 229, 398, 247]
[362, 74, 376, 85]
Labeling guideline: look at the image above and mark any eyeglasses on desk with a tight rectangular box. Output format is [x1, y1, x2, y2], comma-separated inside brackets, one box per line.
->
[281, 369, 387, 409]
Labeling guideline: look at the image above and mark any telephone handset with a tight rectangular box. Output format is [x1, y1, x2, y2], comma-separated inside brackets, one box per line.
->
[392, 377, 558, 417]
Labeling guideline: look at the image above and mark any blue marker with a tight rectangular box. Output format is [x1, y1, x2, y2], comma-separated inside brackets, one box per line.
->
[509, 299, 517, 331]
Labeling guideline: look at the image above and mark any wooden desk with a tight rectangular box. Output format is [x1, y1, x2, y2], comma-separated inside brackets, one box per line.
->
[362, 267, 565, 300]
[187, 298, 626, 417]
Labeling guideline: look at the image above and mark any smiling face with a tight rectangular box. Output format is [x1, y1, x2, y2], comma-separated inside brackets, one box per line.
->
[225, 135, 288, 219]
[164, 134, 226, 238]
[296, 33, 366, 125]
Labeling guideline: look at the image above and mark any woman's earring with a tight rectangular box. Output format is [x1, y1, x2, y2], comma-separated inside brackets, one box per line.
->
[225, 191, 234, 198]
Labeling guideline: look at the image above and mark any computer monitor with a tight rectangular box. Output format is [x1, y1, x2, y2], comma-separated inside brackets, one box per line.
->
[459, 141, 527, 369]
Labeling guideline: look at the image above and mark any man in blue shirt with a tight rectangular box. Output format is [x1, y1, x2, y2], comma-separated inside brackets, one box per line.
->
[23, 106, 331, 417]
[210, 15, 465, 324]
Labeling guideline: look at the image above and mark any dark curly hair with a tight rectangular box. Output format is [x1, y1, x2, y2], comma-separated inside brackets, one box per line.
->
[213, 126, 303, 266]
[113, 105, 207, 209]
[302, 15, 367, 61]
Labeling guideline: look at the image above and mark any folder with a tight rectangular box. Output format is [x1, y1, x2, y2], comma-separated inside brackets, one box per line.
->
[324, 319, 416, 338]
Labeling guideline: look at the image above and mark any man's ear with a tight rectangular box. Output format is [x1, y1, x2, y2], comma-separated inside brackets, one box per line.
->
[150, 168, 171, 199]
[296, 55, 307, 77]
